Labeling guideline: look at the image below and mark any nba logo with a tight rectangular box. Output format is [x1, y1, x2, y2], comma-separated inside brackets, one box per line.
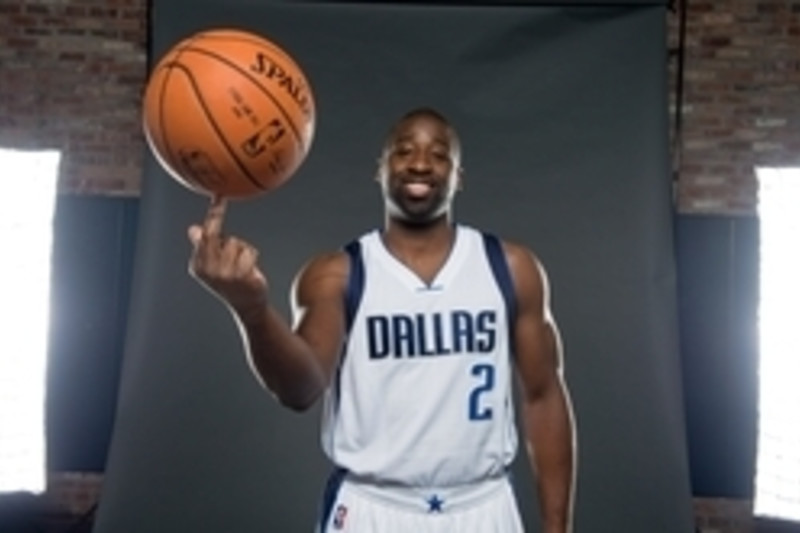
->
[332, 504, 348, 530]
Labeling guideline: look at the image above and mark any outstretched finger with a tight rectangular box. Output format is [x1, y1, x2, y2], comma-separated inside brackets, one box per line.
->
[203, 194, 228, 238]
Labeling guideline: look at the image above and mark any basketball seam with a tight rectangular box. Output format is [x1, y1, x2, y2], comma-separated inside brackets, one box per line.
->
[156, 35, 217, 193]
[193, 32, 297, 63]
[173, 45, 305, 150]
[153, 66, 188, 185]
[157, 65, 220, 193]
[192, 32, 307, 77]
[168, 62, 268, 192]
[158, 66, 207, 190]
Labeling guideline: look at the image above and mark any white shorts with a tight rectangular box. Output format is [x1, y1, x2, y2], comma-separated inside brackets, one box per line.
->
[315, 470, 525, 533]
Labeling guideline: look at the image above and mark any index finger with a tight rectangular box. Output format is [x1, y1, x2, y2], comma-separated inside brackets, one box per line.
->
[203, 194, 228, 237]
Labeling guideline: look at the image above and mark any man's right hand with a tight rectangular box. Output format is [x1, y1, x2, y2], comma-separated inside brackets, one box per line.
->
[188, 196, 268, 320]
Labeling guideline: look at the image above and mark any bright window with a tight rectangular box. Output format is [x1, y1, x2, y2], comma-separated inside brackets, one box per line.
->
[0, 148, 60, 494]
[754, 167, 800, 522]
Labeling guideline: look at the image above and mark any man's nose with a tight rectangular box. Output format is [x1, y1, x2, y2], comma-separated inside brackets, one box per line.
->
[408, 152, 432, 173]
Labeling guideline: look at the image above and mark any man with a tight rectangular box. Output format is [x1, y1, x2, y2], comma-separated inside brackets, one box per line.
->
[188, 108, 576, 532]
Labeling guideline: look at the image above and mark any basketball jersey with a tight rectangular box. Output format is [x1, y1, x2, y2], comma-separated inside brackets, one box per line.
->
[320, 225, 519, 488]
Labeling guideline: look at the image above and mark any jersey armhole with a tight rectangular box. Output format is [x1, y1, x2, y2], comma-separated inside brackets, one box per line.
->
[343, 240, 365, 334]
[481, 233, 518, 356]
[330, 240, 365, 412]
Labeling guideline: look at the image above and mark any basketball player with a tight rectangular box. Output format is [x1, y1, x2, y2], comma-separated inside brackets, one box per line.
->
[188, 108, 576, 532]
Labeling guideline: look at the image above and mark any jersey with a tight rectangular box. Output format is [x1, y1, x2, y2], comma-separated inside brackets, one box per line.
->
[320, 224, 519, 488]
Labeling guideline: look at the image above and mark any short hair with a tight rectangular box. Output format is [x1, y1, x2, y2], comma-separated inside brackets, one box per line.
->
[381, 107, 462, 165]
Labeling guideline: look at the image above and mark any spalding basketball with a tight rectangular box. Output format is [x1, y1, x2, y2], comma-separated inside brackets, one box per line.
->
[142, 28, 316, 198]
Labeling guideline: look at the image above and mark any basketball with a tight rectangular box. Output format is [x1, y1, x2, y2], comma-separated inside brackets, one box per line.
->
[142, 28, 316, 199]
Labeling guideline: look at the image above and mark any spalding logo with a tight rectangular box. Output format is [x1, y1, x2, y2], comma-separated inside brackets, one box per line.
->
[250, 52, 312, 118]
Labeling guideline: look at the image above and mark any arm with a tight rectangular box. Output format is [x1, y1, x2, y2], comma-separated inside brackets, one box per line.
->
[188, 197, 347, 411]
[235, 252, 348, 411]
[505, 242, 577, 533]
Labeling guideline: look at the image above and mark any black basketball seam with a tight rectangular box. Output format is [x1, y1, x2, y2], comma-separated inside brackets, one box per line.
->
[157, 64, 217, 193]
[157, 66, 200, 188]
[168, 62, 267, 191]
[156, 35, 216, 192]
[193, 32, 304, 71]
[172, 45, 305, 150]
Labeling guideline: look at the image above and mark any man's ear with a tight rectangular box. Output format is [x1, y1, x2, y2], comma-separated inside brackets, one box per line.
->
[456, 166, 465, 191]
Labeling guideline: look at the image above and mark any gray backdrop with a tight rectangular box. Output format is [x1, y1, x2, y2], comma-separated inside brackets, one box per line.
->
[94, 2, 694, 532]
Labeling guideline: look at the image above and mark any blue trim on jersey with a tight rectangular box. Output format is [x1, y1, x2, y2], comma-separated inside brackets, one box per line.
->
[333, 241, 365, 411]
[343, 240, 365, 332]
[482, 233, 517, 356]
[317, 467, 348, 532]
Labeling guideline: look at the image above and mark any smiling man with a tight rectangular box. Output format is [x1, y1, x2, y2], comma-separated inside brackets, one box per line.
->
[187, 107, 577, 533]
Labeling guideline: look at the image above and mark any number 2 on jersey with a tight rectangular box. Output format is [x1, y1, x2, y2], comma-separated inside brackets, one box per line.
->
[469, 363, 495, 421]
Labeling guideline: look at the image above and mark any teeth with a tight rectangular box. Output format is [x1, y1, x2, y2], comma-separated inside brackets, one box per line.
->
[405, 183, 431, 196]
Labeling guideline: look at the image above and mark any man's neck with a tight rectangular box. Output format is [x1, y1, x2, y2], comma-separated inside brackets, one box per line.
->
[381, 216, 456, 285]
[382, 215, 454, 254]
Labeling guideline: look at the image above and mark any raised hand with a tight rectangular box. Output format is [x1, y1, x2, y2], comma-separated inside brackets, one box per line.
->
[188, 196, 268, 317]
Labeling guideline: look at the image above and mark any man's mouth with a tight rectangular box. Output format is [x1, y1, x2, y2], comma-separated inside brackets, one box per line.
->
[400, 178, 435, 198]
[405, 182, 432, 197]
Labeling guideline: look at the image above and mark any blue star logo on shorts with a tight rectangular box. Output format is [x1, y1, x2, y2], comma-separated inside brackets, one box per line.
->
[426, 494, 444, 513]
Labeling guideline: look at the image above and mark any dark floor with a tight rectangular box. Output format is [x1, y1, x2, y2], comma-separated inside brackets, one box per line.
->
[0, 493, 94, 533]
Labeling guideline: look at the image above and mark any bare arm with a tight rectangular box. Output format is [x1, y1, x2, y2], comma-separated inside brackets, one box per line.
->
[234, 252, 348, 411]
[188, 196, 347, 411]
[506, 242, 576, 533]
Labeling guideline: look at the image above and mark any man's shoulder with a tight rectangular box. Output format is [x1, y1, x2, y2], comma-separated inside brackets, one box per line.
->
[467, 228, 545, 283]
[300, 229, 379, 277]
[294, 249, 350, 292]
[461, 225, 538, 264]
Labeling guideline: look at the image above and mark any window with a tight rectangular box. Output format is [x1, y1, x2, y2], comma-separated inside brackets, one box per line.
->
[754, 167, 800, 523]
[0, 148, 60, 494]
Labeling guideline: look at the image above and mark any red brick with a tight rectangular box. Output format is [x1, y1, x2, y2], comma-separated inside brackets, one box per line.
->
[63, 6, 87, 17]
[58, 51, 86, 61]
[9, 14, 38, 26]
[0, 4, 22, 14]
[4, 36, 38, 48]
[702, 35, 733, 47]
[24, 4, 50, 15]
[688, 2, 716, 13]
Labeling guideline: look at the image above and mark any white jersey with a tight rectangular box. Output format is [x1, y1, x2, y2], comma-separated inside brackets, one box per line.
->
[320, 225, 519, 488]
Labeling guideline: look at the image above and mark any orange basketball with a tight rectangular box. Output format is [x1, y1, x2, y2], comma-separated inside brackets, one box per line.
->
[142, 28, 316, 199]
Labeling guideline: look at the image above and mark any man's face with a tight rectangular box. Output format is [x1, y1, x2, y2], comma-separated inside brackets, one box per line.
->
[378, 115, 461, 225]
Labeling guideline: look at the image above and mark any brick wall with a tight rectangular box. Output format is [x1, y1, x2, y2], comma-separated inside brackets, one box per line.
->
[673, 0, 800, 214]
[0, 0, 147, 195]
[694, 498, 755, 533]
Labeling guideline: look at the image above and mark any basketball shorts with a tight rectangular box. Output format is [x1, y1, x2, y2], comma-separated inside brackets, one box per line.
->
[315, 470, 525, 533]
